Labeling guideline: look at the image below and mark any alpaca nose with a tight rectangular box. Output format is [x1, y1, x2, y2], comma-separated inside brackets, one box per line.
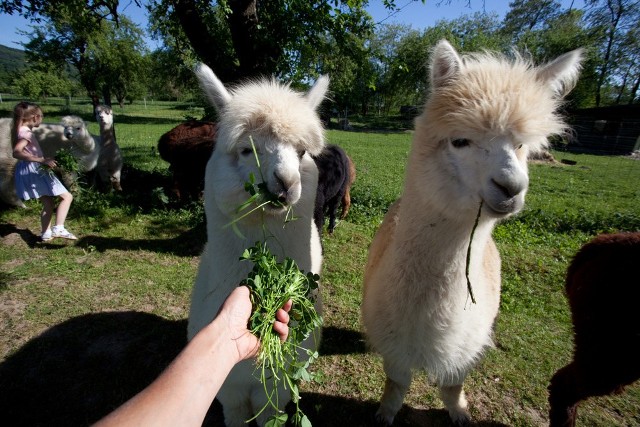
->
[272, 170, 300, 204]
[274, 175, 288, 203]
[491, 177, 525, 199]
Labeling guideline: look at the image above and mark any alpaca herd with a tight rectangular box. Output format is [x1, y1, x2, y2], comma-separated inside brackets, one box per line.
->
[156, 121, 356, 235]
[4, 40, 638, 426]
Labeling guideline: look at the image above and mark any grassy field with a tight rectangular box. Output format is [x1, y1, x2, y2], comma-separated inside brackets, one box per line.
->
[1, 99, 639, 426]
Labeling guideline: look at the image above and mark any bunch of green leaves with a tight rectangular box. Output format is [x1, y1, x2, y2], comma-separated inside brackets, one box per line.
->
[53, 148, 80, 173]
[225, 137, 297, 235]
[240, 241, 322, 427]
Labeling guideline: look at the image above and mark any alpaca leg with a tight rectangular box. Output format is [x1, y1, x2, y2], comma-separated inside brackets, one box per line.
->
[340, 189, 350, 219]
[376, 360, 412, 426]
[326, 198, 340, 233]
[439, 383, 471, 426]
[548, 363, 580, 427]
[221, 399, 253, 427]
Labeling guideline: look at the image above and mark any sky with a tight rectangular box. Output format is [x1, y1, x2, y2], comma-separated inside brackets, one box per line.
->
[0, 0, 585, 51]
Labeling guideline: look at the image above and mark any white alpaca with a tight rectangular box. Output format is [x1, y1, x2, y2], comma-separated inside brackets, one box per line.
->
[94, 105, 123, 191]
[361, 40, 582, 425]
[49, 116, 101, 174]
[0, 116, 98, 207]
[187, 64, 328, 427]
[37, 116, 100, 190]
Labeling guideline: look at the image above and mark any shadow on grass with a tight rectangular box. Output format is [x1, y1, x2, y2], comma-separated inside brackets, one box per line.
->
[75, 221, 207, 257]
[0, 219, 206, 257]
[0, 314, 509, 427]
[0, 312, 196, 426]
[319, 326, 367, 355]
[0, 223, 40, 247]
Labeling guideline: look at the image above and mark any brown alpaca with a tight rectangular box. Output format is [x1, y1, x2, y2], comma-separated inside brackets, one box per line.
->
[341, 154, 356, 220]
[157, 120, 217, 201]
[548, 232, 640, 427]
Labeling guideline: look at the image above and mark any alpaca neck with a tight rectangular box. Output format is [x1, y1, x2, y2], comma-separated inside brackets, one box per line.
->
[395, 157, 498, 282]
[99, 124, 115, 146]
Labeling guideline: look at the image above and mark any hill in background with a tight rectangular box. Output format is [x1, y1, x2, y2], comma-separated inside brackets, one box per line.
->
[0, 44, 26, 90]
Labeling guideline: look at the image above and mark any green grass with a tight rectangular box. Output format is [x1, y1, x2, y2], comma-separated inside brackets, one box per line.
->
[1, 101, 639, 426]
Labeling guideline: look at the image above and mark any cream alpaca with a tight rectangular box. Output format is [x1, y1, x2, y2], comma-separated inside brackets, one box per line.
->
[361, 40, 582, 425]
[187, 64, 328, 427]
[94, 106, 123, 191]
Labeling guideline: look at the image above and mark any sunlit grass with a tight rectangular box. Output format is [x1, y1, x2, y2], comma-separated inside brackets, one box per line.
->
[1, 102, 638, 426]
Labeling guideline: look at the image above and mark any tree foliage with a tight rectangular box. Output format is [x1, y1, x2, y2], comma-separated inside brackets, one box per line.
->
[147, 0, 376, 83]
[2, 0, 638, 113]
[11, 66, 74, 99]
[21, 13, 148, 106]
[583, 0, 640, 106]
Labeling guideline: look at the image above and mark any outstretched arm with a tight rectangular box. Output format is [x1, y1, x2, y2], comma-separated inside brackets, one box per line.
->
[94, 286, 291, 427]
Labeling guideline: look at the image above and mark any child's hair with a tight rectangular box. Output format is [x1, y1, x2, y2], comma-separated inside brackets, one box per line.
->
[10, 101, 42, 148]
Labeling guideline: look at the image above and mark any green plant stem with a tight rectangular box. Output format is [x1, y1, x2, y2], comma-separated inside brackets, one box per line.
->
[465, 201, 483, 304]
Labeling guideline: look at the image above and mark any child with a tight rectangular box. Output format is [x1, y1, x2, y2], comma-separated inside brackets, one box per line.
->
[11, 101, 77, 241]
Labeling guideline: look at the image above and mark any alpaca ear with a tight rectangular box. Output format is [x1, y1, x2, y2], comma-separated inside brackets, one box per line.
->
[306, 75, 330, 111]
[194, 63, 232, 111]
[537, 48, 584, 98]
[430, 39, 462, 89]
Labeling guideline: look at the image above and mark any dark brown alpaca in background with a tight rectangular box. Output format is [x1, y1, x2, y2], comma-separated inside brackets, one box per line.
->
[157, 120, 216, 201]
[548, 231, 640, 426]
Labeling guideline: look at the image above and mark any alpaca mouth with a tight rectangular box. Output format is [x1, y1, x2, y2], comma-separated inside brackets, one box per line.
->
[258, 189, 291, 212]
[482, 196, 523, 217]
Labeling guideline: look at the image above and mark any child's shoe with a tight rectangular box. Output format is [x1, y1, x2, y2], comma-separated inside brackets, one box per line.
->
[52, 226, 77, 240]
[41, 229, 53, 242]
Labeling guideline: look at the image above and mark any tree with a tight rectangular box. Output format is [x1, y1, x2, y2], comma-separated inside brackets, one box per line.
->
[584, 0, 640, 106]
[11, 67, 74, 99]
[22, 14, 148, 106]
[501, 0, 562, 42]
[0, 0, 123, 21]
[316, 29, 374, 117]
[147, 0, 386, 83]
[84, 17, 150, 106]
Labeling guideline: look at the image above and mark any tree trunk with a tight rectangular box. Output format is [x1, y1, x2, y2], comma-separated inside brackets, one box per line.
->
[102, 86, 112, 107]
[227, 0, 281, 78]
[173, 0, 235, 82]
[173, 0, 281, 82]
[595, 0, 623, 107]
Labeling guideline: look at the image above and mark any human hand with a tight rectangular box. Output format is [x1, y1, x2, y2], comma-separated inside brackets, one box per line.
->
[41, 158, 57, 168]
[218, 286, 291, 362]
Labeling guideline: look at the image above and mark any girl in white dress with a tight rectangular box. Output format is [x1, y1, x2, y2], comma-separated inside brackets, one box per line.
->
[11, 101, 77, 241]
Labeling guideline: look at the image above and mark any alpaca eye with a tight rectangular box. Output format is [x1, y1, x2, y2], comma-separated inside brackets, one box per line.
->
[517, 144, 523, 149]
[451, 138, 470, 148]
[240, 148, 253, 156]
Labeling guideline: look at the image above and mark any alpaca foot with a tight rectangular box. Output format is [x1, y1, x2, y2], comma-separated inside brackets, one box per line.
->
[440, 384, 471, 426]
[449, 409, 471, 426]
[374, 409, 394, 426]
[375, 370, 411, 427]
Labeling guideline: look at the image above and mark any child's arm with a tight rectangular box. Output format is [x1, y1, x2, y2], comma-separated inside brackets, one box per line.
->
[13, 138, 56, 167]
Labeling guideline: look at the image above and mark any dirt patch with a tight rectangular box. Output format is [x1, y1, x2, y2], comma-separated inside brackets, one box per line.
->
[0, 297, 26, 318]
